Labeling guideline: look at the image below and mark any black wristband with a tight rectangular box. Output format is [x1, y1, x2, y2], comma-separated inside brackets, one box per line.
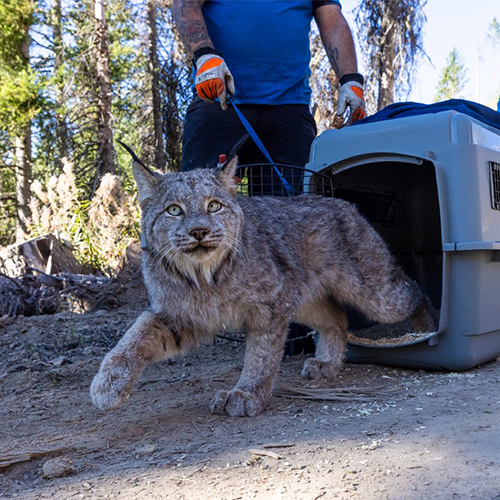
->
[339, 73, 365, 86]
[193, 47, 222, 63]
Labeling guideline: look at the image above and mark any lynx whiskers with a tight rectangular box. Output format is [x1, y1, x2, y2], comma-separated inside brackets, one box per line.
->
[91, 148, 436, 417]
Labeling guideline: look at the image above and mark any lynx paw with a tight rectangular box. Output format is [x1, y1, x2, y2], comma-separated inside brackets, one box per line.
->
[301, 357, 342, 381]
[90, 362, 135, 411]
[210, 388, 264, 417]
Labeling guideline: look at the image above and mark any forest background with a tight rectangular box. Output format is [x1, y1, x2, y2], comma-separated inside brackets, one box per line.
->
[1, 0, 499, 274]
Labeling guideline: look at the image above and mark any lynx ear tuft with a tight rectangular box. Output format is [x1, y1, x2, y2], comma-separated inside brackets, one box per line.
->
[216, 135, 250, 195]
[117, 140, 160, 209]
[216, 155, 239, 194]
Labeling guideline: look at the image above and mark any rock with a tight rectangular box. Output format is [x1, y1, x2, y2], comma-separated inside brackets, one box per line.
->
[42, 457, 77, 479]
[49, 356, 69, 367]
[135, 444, 156, 456]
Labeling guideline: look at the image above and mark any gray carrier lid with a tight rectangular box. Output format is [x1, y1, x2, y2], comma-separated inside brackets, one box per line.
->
[308, 111, 500, 170]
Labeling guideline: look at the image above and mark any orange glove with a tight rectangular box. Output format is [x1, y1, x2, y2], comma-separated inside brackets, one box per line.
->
[337, 74, 366, 125]
[195, 54, 235, 111]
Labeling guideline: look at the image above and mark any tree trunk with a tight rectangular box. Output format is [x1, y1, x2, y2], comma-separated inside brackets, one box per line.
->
[377, 2, 396, 110]
[93, 0, 115, 187]
[147, 0, 166, 170]
[15, 32, 32, 243]
[15, 131, 32, 243]
[52, 0, 69, 164]
[162, 60, 183, 171]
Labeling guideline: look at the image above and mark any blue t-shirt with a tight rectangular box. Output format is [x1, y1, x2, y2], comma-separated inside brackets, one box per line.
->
[201, 0, 341, 105]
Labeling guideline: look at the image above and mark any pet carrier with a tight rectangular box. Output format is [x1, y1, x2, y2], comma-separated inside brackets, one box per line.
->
[304, 110, 500, 370]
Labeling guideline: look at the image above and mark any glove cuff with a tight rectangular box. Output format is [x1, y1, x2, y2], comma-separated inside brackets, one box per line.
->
[193, 47, 223, 64]
[339, 73, 365, 86]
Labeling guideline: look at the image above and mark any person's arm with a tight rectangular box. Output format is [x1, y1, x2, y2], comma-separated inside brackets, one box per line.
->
[172, 0, 213, 56]
[314, 3, 366, 124]
[314, 3, 358, 79]
[172, 0, 235, 110]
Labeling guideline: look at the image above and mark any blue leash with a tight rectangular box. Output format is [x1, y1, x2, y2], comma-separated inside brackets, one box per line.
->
[229, 97, 293, 195]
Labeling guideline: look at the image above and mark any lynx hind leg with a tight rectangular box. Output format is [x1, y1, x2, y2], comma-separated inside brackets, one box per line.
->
[296, 299, 348, 381]
[91, 311, 185, 411]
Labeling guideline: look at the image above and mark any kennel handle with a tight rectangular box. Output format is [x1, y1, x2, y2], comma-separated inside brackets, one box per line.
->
[442, 241, 500, 251]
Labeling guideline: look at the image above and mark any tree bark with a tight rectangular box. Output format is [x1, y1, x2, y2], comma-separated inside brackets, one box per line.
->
[52, 0, 69, 164]
[93, 0, 115, 187]
[15, 131, 32, 243]
[377, 5, 396, 110]
[15, 32, 32, 243]
[147, 0, 166, 170]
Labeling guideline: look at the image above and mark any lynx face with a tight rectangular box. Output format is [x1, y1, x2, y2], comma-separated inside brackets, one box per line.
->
[137, 161, 243, 285]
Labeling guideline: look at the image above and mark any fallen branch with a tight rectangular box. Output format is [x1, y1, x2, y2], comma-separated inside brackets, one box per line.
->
[273, 381, 388, 402]
[0, 446, 69, 469]
[261, 442, 295, 449]
[248, 449, 283, 460]
[0, 270, 110, 316]
[0, 271, 30, 296]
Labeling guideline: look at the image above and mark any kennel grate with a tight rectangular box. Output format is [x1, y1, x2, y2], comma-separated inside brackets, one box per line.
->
[235, 164, 334, 197]
[235, 164, 402, 227]
[331, 184, 403, 227]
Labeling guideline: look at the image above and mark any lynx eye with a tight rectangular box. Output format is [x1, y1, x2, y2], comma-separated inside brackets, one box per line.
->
[207, 201, 222, 213]
[166, 204, 183, 216]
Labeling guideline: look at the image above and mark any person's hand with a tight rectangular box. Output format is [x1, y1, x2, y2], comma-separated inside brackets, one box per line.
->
[195, 54, 235, 111]
[337, 75, 366, 125]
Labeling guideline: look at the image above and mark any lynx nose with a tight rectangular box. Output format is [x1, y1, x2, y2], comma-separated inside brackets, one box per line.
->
[189, 227, 210, 241]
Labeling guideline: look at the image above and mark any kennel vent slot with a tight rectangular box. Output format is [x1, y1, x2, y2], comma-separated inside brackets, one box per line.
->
[489, 161, 500, 210]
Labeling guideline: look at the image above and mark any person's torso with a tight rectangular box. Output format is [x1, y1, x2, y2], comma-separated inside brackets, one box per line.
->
[201, 0, 322, 105]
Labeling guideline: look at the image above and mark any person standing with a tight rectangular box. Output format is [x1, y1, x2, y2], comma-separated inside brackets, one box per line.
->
[173, 0, 366, 354]
[173, 0, 366, 172]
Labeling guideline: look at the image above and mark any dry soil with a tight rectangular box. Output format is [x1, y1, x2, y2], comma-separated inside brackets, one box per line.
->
[1, 304, 500, 500]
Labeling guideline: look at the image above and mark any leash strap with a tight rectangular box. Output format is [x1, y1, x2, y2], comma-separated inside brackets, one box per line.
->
[229, 97, 293, 195]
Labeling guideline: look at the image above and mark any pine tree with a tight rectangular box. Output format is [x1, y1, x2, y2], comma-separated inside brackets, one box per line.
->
[146, 0, 165, 170]
[93, 0, 115, 187]
[355, 0, 427, 112]
[51, 0, 69, 163]
[62, 0, 145, 192]
[157, 0, 192, 171]
[434, 48, 468, 102]
[0, 0, 40, 242]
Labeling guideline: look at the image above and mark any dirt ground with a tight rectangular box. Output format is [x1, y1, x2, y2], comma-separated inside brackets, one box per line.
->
[1, 298, 500, 500]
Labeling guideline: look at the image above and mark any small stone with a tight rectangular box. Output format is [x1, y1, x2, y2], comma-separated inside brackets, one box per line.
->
[42, 458, 77, 479]
[50, 356, 68, 367]
[135, 445, 156, 456]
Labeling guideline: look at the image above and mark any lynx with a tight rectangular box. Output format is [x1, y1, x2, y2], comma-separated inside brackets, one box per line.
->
[90, 147, 436, 417]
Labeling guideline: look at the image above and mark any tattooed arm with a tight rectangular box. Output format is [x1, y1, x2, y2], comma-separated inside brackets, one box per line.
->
[173, 0, 235, 109]
[314, 4, 358, 80]
[172, 0, 213, 56]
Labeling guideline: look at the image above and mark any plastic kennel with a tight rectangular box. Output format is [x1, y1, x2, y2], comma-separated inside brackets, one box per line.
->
[304, 110, 500, 371]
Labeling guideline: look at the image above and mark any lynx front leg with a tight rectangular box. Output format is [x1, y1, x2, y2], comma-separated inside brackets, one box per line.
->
[297, 299, 348, 381]
[211, 317, 289, 417]
[91, 311, 185, 410]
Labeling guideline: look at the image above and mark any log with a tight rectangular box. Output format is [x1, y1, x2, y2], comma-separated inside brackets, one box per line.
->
[0, 234, 86, 278]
